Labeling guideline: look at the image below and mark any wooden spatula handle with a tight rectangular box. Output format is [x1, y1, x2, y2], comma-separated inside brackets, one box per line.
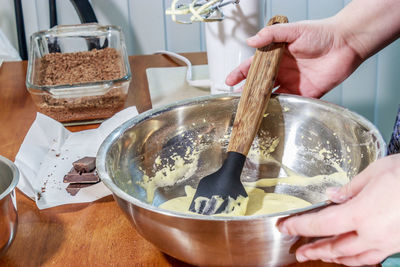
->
[227, 15, 288, 155]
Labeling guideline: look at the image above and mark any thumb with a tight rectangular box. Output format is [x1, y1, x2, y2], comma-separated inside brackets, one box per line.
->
[246, 23, 300, 48]
[326, 158, 387, 203]
[326, 179, 366, 204]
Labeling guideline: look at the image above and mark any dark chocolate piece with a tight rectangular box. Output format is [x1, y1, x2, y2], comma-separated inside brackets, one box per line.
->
[66, 182, 99, 196]
[72, 156, 96, 173]
[63, 168, 99, 184]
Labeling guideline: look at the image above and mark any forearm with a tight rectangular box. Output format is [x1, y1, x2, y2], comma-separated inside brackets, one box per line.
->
[334, 0, 400, 60]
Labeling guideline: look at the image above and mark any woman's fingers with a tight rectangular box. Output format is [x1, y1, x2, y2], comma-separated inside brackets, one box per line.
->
[296, 232, 371, 263]
[326, 174, 369, 203]
[278, 202, 356, 237]
[295, 232, 385, 265]
[226, 23, 304, 86]
[326, 157, 391, 203]
[334, 250, 385, 266]
[226, 24, 301, 86]
[247, 23, 301, 48]
[225, 57, 253, 86]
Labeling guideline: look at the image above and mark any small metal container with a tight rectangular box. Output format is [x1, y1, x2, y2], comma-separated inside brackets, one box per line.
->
[97, 94, 386, 266]
[26, 24, 131, 125]
[0, 155, 19, 256]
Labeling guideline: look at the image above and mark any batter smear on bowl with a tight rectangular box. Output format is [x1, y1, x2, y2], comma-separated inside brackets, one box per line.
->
[138, 133, 350, 216]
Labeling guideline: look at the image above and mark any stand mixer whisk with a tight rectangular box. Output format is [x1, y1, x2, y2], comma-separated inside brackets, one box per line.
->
[166, 0, 240, 24]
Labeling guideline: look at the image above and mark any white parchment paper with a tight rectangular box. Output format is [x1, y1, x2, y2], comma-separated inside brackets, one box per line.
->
[14, 106, 138, 209]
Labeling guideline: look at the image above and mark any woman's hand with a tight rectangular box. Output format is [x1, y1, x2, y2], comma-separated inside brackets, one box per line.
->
[226, 18, 363, 98]
[277, 154, 400, 266]
[226, 0, 400, 99]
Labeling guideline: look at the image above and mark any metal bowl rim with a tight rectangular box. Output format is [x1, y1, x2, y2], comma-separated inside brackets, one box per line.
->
[0, 155, 20, 201]
[97, 93, 386, 221]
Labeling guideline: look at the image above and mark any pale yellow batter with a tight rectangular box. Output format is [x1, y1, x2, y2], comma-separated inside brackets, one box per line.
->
[159, 185, 311, 216]
[138, 146, 201, 203]
[157, 165, 349, 216]
[140, 134, 350, 217]
[243, 170, 349, 188]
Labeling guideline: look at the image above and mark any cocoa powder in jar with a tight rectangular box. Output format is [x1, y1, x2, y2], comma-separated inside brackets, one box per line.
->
[33, 48, 129, 123]
[37, 47, 124, 86]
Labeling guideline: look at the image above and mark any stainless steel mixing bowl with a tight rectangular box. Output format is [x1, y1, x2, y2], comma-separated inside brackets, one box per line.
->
[0, 155, 19, 256]
[97, 94, 386, 266]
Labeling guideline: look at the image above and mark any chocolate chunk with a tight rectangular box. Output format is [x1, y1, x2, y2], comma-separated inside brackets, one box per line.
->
[66, 182, 99, 196]
[63, 167, 99, 184]
[72, 156, 96, 173]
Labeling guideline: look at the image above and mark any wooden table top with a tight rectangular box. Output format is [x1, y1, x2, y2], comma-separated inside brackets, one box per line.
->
[0, 53, 347, 266]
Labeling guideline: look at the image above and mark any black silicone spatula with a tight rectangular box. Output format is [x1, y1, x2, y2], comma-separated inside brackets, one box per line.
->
[189, 15, 288, 215]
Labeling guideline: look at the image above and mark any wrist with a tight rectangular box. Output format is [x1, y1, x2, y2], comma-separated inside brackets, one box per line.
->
[333, 0, 400, 61]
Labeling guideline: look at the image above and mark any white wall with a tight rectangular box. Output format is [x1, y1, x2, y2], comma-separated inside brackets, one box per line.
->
[0, 0, 18, 48]
[0, 0, 399, 143]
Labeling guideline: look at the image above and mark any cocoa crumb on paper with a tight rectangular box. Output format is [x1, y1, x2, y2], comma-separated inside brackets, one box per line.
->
[41, 180, 48, 193]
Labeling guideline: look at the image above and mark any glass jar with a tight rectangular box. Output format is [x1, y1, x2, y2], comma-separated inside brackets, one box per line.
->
[26, 24, 132, 125]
